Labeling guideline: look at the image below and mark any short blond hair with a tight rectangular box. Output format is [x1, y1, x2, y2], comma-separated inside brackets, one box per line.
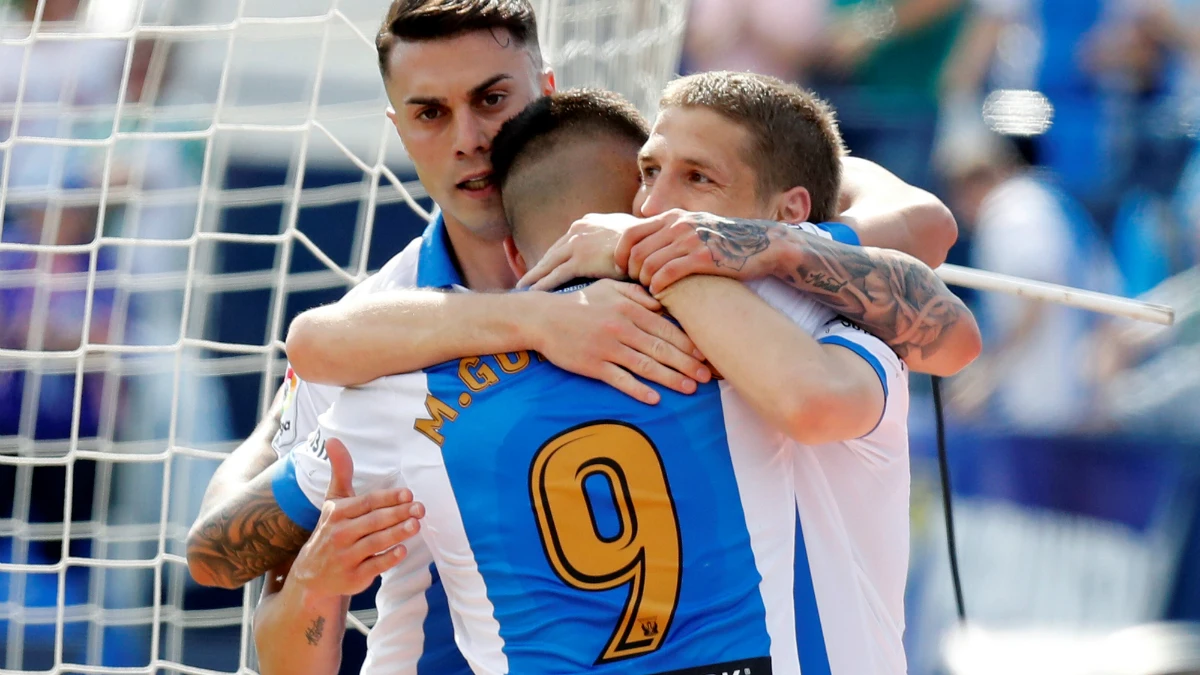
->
[660, 71, 844, 223]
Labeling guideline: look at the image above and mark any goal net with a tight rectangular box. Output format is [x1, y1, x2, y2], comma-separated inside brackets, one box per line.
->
[0, 0, 688, 672]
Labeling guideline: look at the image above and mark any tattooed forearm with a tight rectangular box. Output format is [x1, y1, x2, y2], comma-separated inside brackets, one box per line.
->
[779, 228, 968, 359]
[676, 212, 972, 363]
[187, 473, 311, 589]
[304, 616, 326, 646]
[690, 213, 772, 271]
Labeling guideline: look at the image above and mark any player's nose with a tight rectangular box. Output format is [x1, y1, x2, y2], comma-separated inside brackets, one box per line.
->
[637, 182, 673, 218]
[452, 112, 490, 157]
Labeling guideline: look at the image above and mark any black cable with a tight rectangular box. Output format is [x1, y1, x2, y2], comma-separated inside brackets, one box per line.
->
[931, 374, 966, 623]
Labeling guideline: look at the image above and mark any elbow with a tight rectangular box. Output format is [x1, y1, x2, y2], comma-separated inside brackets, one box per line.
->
[927, 310, 984, 377]
[912, 198, 958, 268]
[185, 526, 239, 590]
[780, 392, 844, 445]
[284, 310, 332, 385]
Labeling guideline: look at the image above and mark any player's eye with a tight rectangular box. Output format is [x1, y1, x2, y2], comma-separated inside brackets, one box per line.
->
[640, 166, 659, 183]
[416, 107, 443, 122]
[688, 171, 711, 184]
[481, 92, 506, 107]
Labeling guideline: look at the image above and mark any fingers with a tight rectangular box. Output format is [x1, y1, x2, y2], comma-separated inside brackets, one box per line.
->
[348, 508, 422, 561]
[596, 362, 661, 405]
[637, 241, 692, 288]
[649, 257, 704, 296]
[518, 240, 573, 289]
[356, 543, 409, 580]
[528, 263, 580, 293]
[614, 342, 699, 396]
[324, 437, 355, 500]
[615, 217, 667, 271]
[326, 486, 413, 522]
[610, 281, 663, 312]
[626, 312, 711, 385]
[627, 225, 681, 281]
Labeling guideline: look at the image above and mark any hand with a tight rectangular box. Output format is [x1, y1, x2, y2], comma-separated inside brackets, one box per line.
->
[289, 438, 424, 598]
[530, 279, 711, 404]
[518, 212, 641, 291]
[615, 209, 782, 295]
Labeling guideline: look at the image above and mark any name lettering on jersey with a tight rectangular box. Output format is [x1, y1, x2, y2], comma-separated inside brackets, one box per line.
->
[414, 352, 536, 445]
[413, 394, 459, 446]
[494, 350, 530, 374]
[459, 357, 500, 392]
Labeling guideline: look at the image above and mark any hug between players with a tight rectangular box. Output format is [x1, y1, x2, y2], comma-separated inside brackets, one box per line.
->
[182, 3, 984, 674]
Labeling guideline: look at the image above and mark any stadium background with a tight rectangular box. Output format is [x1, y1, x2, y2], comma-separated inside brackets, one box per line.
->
[2, 0, 1200, 673]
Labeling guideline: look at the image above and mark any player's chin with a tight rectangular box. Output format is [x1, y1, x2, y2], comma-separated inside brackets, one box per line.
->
[452, 199, 510, 241]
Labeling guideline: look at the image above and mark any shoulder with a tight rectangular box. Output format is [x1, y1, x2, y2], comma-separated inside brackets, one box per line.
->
[346, 236, 424, 298]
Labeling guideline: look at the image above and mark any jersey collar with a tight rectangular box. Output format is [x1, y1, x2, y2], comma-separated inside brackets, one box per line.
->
[416, 213, 465, 289]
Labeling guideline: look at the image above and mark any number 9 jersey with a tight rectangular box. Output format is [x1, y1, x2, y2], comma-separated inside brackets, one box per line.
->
[274, 278, 897, 675]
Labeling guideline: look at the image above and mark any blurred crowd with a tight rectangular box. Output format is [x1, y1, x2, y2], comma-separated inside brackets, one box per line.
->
[684, 0, 1200, 438]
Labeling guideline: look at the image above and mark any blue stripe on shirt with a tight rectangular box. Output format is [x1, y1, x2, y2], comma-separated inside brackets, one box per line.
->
[818, 335, 887, 399]
[815, 221, 860, 246]
[270, 453, 322, 531]
[795, 512, 832, 675]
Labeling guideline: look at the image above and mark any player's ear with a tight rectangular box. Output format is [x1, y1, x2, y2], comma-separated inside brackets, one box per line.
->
[773, 186, 811, 224]
[541, 68, 556, 95]
[503, 236, 528, 278]
[386, 106, 401, 134]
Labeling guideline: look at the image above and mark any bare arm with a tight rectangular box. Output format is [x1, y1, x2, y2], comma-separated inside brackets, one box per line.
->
[195, 390, 285, 522]
[837, 156, 958, 268]
[187, 463, 312, 589]
[624, 212, 982, 376]
[285, 290, 530, 386]
[285, 283, 707, 402]
[769, 225, 981, 375]
[658, 276, 884, 444]
[255, 564, 349, 675]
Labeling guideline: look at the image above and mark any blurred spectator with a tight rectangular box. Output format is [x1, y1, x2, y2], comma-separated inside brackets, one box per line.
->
[812, 0, 967, 190]
[681, 0, 829, 83]
[937, 129, 1120, 433]
[0, 0, 125, 199]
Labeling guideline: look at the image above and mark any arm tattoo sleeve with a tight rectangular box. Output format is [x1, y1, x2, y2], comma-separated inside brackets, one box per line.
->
[189, 473, 312, 589]
[778, 228, 967, 359]
[698, 216, 968, 360]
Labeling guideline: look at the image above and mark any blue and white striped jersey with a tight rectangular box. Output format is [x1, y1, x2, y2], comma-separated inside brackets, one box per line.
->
[270, 217, 906, 674]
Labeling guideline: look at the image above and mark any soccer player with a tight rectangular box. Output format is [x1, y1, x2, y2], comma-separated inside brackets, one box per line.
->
[523, 71, 924, 673]
[277, 87, 905, 675]
[185, 2, 968, 674]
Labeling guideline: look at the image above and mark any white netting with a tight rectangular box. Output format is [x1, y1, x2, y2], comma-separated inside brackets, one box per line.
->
[0, 0, 687, 672]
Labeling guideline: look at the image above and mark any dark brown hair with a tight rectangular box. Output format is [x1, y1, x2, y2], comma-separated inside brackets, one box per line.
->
[660, 71, 845, 223]
[491, 89, 649, 189]
[491, 89, 649, 233]
[376, 0, 542, 76]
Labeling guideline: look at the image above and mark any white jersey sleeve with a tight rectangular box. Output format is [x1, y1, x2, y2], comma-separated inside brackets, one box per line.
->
[268, 377, 410, 529]
[814, 317, 907, 438]
[270, 242, 423, 458]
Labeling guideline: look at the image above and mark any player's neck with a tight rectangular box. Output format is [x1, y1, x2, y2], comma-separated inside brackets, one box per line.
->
[441, 214, 517, 292]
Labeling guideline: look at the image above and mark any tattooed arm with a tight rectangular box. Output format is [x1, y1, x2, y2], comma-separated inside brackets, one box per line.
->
[186, 435, 422, 590]
[186, 463, 312, 589]
[621, 210, 982, 377]
[195, 389, 286, 524]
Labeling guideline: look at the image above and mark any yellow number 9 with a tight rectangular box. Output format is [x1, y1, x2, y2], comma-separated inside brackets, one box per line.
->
[530, 422, 682, 663]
